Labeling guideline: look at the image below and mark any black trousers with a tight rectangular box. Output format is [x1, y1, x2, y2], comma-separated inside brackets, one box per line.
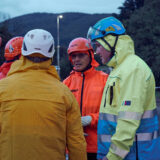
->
[87, 153, 97, 160]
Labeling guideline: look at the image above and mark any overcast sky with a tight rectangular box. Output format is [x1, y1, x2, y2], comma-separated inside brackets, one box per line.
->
[1, 0, 125, 18]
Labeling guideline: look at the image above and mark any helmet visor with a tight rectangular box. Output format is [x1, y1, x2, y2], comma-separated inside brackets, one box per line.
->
[90, 41, 98, 53]
[87, 27, 94, 40]
[87, 26, 106, 41]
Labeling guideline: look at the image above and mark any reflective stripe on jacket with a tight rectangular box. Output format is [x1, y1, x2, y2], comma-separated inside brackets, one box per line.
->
[97, 35, 160, 160]
[63, 67, 108, 153]
[0, 56, 87, 160]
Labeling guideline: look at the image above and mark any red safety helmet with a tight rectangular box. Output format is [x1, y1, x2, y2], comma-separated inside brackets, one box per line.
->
[67, 37, 99, 67]
[5, 37, 23, 60]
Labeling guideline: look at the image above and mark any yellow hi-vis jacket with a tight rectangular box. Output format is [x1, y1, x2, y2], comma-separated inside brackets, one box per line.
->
[97, 35, 160, 160]
[0, 56, 87, 160]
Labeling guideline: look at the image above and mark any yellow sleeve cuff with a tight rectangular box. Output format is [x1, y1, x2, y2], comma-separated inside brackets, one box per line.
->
[107, 151, 123, 160]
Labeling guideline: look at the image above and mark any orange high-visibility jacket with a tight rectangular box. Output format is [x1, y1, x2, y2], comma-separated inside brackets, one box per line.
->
[63, 67, 108, 153]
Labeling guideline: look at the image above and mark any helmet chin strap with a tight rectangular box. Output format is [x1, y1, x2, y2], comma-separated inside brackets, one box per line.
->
[101, 35, 119, 59]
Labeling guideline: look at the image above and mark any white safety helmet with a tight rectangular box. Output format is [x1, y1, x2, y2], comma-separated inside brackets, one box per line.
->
[22, 29, 55, 58]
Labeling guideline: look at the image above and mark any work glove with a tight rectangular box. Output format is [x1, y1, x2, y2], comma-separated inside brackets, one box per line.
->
[84, 133, 88, 136]
[81, 116, 92, 127]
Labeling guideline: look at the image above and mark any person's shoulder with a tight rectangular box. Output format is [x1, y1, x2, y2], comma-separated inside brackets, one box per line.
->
[128, 55, 151, 71]
[63, 75, 72, 85]
[60, 81, 76, 99]
[94, 69, 108, 77]
[59, 81, 70, 90]
[63, 75, 72, 81]
[63, 71, 75, 84]
[122, 55, 152, 79]
[0, 75, 13, 92]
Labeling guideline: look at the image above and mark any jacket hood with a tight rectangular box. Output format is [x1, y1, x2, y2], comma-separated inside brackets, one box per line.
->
[8, 56, 60, 80]
[89, 50, 99, 67]
[96, 35, 135, 68]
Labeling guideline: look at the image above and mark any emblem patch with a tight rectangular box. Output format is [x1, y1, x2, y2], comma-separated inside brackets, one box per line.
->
[9, 44, 14, 53]
[105, 26, 115, 32]
[122, 100, 131, 106]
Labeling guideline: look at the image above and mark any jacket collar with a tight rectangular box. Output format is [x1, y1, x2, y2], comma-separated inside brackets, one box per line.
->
[7, 56, 60, 80]
[70, 66, 95, 77]
[97, 35, 135, 68]
[107, 35, 135, 68]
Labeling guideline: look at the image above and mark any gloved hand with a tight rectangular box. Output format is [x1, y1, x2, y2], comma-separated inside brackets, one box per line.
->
[81, 116, 92, 127]
[84, 133, 88, 136]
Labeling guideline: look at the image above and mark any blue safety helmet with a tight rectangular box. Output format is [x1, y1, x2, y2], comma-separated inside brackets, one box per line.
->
[87, 16, 126, 41]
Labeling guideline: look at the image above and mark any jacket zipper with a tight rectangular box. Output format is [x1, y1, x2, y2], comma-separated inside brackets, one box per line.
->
[136, 135, 139, 160]
[80, 73, 85, 115]
[104, 86, 109, 107]
[110, 86, 113, 105]
[104, 82, 115, 107]
[110, 82, 115, 105]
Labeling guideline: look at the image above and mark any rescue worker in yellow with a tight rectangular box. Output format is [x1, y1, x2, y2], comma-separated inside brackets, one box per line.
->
[0, 29, 87, 160]
[87, 16, 160, 160]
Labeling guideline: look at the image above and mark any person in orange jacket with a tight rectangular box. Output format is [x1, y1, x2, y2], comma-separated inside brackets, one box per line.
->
[0, 37, 23, 80]
[63, 37, 108, 160]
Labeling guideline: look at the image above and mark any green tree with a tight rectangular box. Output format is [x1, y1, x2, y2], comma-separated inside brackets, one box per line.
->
[123, 0, 160, 85]
[118, 0, 144, 20]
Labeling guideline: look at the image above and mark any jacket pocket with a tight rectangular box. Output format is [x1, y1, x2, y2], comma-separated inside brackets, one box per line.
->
[104, 80, 120, 108]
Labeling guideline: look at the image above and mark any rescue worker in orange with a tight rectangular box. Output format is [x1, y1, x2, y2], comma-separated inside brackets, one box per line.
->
[0, 29, 87, 160]
[0, 37, 23, 79]
[63, 37, 108, 160]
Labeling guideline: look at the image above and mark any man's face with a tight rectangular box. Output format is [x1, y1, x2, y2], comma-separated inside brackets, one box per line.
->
[70, 52, 91, 71]
[95, 42, 112, 64]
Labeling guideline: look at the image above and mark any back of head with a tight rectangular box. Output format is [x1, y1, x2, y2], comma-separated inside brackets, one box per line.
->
[22, 29, 55, 61]
[67, 37, 99, 67]
[5, 37, 24, 61]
